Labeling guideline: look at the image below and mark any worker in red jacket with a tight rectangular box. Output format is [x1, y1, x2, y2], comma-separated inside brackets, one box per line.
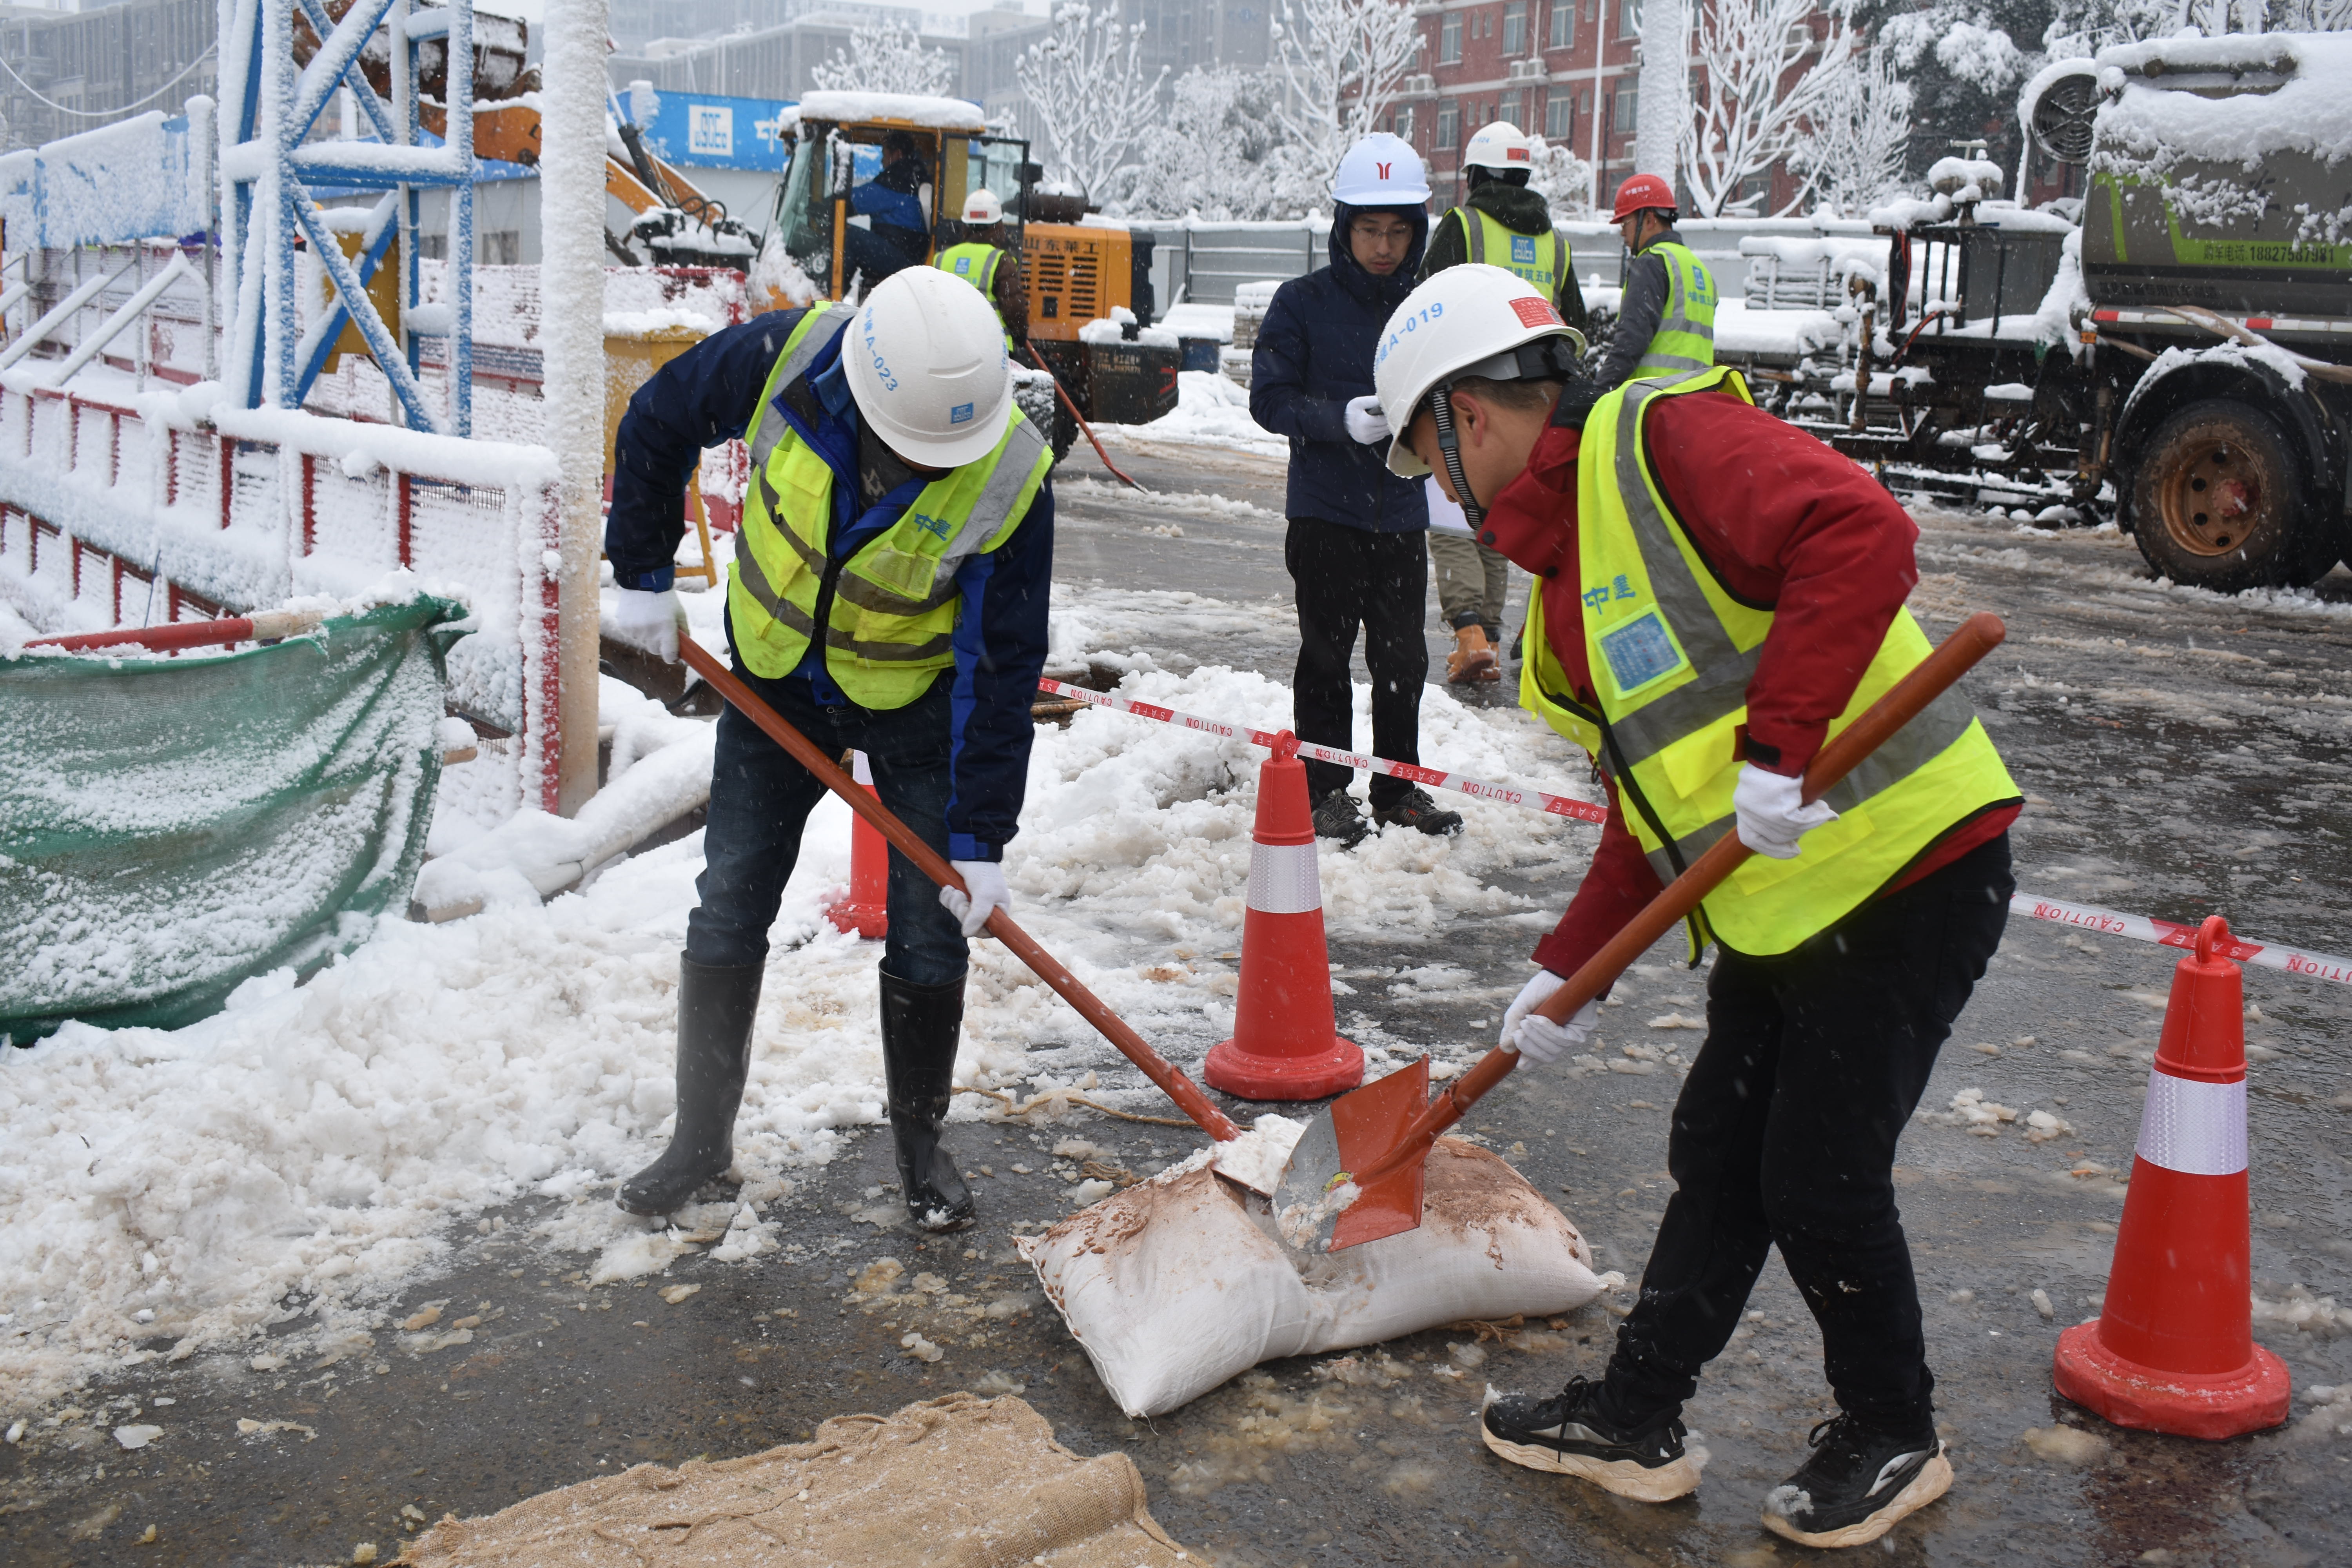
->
[1372, 264, 2022, 1550]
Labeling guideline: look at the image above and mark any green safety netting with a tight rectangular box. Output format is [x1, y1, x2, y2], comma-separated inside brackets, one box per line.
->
[1, 595, 469, 1045]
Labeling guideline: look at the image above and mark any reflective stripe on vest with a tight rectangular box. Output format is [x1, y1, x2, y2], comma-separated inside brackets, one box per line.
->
[746, 303, 859, 471]
[1463, 209, 1567, 295]
[727, 310, 1053, 703]
[1516, 367, 2020, 957]
[1632, 241, 1717, 379]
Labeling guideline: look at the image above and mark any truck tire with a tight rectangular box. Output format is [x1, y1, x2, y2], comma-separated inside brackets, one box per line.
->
[2129, 398, 2331, 591]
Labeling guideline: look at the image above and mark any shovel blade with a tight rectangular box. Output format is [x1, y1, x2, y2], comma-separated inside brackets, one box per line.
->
[1267, 1056, 1430, 1254]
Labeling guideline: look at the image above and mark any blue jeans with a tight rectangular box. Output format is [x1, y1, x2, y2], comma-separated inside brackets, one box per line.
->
[686, 655, 967, 987]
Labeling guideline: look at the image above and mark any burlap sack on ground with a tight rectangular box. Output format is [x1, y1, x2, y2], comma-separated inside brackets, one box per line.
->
[1022, 1137, 1606, 1418]
[401, 1392, 1199, 1567]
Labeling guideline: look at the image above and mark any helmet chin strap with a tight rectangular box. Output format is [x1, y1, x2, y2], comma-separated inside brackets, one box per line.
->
[1428, 383, 1486, 533]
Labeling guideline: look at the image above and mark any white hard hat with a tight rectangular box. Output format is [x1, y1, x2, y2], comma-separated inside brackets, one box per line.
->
[962, 187, 1002, 225]
[1463, 121, 1532, 173]
[1332, 132, 1431, 207]
[843, 267, 1014, 468]
[1373, 264, 1586, 477]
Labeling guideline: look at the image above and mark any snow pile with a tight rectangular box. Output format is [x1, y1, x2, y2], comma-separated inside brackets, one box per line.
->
[1094, 370, 1283, 457]
[1078, 307, 1180, 349]
[1712, 299, 1840, 358]
[0, 581, 1597, 1414]
[1926, 156, 2006, 201]
[782, 91, 988, 132]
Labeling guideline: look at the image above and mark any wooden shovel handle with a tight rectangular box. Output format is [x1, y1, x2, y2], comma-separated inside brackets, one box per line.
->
[1347, 611, 2007, 1189]
[679, 634, 1241, 1143]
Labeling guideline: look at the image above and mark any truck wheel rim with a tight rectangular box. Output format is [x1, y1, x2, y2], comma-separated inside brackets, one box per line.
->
[2160, 439, 2269, 557]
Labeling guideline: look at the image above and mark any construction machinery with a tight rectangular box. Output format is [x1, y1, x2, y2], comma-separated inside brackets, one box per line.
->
[1726, 31, 2351, 592]
[765, 92, 1178, 455]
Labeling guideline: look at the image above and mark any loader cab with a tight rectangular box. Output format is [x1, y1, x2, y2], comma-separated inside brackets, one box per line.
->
[769, 93, 1039, 301]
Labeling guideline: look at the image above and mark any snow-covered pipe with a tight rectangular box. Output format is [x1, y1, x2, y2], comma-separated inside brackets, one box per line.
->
[1633, 0, 1684, 191]
[43, 250, 194, 388]
[0, 257, 136, 372]
[539, 0, 610, 816]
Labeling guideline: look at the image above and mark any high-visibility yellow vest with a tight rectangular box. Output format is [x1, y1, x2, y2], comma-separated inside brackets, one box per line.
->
[1518, 366, 2020, 957]
[1632, 240, 1717, 379]
[935, 242, 1014, 348]
[727, 303, 1052, 704]
[1461, 208, 1570, 298]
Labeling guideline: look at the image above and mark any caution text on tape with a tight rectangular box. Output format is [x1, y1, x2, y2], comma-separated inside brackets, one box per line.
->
[2011, 893, 2352, 987]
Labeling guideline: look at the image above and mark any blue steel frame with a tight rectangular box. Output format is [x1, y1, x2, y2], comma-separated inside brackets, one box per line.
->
[221, 0, 474, 434]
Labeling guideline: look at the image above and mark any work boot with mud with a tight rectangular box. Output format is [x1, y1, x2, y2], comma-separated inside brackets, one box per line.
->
[880, 967, 976, 1231]
[1446, 623, 1500, 684]
[1480, 1376, 1702, 1502]
[1310, 790, 1369, 849]
[1372, 787, 1465, 837]
[1760, 1412, 1951, 1549]
[617, 956, 764, 1216]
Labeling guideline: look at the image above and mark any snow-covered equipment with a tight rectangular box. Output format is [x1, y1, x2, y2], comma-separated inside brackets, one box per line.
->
[2053, 915, 2292, 1440]
[961, 187, 1005, 225]
[768, 94, 1170, 454]
[843, 267, 1016, 466]
[1200, 735, 1363, 1101]
[824, 752, 889, 939]
[675, 633, 1244, 1144]
[1018, 1122, 1610, 1417]
[1331, 132, 1432, 207]
[1268, 613, 2008, 1256]
[1462, 121, 1532, 173]
[0, 595, 468, 1044]
[1609, 172, 1676, 221]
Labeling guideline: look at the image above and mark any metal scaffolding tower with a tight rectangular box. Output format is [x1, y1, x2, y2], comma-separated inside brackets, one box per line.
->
[216, 0, 477, 434]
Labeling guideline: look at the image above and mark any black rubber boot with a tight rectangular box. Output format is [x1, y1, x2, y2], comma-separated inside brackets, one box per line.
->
[616, 956, 763, 1216]
[879, 967, 976, 1232]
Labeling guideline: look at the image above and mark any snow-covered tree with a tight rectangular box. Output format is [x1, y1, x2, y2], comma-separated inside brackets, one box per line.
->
[809, 19, 955, 98]
[1525, 136, 1597, 220]
[1128, 68, 1294, 219]
[2271, 0, 2352, 25]
[1017, 3, 1168, 201]
[1802, 41, 1915, 215]
[1681, 0, 1862, 216]
[1267, 0, 1421, 200]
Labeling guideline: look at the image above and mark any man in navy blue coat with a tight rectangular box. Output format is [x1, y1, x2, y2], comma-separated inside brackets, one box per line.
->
[1250, 134, 1463, 847]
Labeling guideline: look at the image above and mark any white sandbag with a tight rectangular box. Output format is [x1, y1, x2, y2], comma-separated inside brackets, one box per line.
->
[1020, 1135, 1604, 1418]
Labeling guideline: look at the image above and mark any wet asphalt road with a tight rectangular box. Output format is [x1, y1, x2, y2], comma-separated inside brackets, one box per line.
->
[6, 436, 2352, 1566]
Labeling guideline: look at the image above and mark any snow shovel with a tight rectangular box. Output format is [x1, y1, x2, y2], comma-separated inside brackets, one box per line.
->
[676, 633, 1243, 1144]
[1270, 610, 2011, 1255]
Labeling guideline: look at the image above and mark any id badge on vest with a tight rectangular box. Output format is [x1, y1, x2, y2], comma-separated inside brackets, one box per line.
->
[1584, 572, 1692, 701]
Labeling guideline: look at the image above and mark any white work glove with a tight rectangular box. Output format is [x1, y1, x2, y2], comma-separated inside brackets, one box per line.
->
[1500, 969, 1600, 1065]
[1732, 761, 1840, 861]
[940, 858, 1011, 938]
[1343, 394, 1390, 445]
[611, 586, 689, 664]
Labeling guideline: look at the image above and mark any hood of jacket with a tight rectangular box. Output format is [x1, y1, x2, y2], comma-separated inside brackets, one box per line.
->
[1466, 180, 1556, 235]
[1328, 201, 1430, 310]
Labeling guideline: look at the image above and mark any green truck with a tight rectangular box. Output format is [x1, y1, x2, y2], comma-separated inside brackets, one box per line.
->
[1750, 31, 2351, 592]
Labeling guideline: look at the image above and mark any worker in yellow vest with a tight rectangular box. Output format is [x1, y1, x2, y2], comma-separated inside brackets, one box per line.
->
[933, 187, 1025, 350]
[603, 267, 1055, 1233]
[1374, 264, 2021, 1550]
[1593, 171, 1717, 387]
[1416, 120, 1587, 683]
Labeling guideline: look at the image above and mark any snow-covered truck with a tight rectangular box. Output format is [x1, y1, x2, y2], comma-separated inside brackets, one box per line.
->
[1735, 31, 2352, 593]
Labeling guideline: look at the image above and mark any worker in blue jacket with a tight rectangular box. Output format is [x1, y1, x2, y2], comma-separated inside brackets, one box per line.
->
[842, 129, 933, 289]
[1250, 132, 1462, 847]
[602, 269, 1054, 1231]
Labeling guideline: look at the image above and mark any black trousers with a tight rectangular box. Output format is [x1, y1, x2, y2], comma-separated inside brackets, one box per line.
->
[1602, 833, 2014, 1434]
[1286, 515, 1429, 809]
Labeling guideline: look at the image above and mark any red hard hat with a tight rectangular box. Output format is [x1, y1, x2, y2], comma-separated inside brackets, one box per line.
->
[1611, 172, 1675, 221]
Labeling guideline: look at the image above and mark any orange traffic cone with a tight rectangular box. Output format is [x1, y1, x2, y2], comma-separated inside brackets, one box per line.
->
[824, 751, 888, 940]
[1203, 733, 1364, 1101]
[2052, 914, 2290, 1439]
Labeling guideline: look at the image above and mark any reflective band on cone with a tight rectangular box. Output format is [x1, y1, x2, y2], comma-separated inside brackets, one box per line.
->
[2052, 915, 2290, 1440]
[1203, 742, 1363, 1102]
[824, 750, 888, 940]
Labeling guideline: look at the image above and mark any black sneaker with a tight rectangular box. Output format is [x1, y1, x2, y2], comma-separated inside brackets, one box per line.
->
[1372, 787, 1464, 837]
[1310, 790, 1369, 848]
[1480, 1376, 1703, 1502]
[1760, 1413, 1952, 1549]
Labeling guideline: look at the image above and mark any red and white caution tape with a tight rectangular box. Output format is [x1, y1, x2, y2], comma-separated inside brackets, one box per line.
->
[2010, 893, 2352, 988]
[1036, 681, 2352, 988]
[1035, 677, 1608, 825]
